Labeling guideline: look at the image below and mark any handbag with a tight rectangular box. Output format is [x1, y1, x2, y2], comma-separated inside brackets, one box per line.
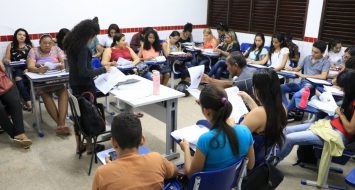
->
[0, 71, 14, 96]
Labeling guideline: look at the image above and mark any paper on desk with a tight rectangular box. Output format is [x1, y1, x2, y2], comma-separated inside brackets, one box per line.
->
[306, 78, 332, 86]
[188, 65, 204, 90]
[171, 125, 209, 150]
[324, 86, 344, 96]
[94, 67, 127, 94]
[43, 62, 61, 70]
[170, 52, 186, 56]
[247, 63, 268, 69]
[225, 86, 249, 123]
[154, 56, 166, 62]
[308, 92, 337, 116]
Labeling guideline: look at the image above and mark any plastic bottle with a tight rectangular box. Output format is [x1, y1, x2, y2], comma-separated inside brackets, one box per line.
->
[298, 87, 310, 109]
[152, 70, 160, 95]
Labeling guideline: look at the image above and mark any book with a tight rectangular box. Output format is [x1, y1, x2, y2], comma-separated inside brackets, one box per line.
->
[324, 86, 344, 96]
[308, 92, 338, 116]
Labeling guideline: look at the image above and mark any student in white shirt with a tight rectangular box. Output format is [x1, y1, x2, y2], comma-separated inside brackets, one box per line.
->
[325, 39, 343, 69]
[268, 33, 290, 71]
[100, 24, 120, 48]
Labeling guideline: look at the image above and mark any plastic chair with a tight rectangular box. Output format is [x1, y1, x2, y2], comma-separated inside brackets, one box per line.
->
[301, 145, 355, 190]
[240, 43, 252, 53]
[67, 90, 111, 176]
[345, 168, 355, 187]
[164, 157, 248, 190]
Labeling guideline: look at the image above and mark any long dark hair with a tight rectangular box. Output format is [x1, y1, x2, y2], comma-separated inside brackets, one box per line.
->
[345, 46, 355, 57]
[169, 31, 181, 48]
[108, 24, 120, 37]
[12, 28, 32, 49]
[245, 33, 265, 61]
[56, 28, 70, 50]
[327, 39, 341, 52]
[269, 32, 287, 65]
[199, 85, 239, 155]
[252, 69, 286, 147]
[143, 30, 161, 52]
[337, 69, 355, 121]
[111, 33, 125, 48]
[63, 19, 100, 61]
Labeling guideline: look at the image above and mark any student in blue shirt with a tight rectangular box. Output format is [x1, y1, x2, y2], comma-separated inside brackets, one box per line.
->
[179, 85, 255, 178]
[281, 41, 330, 116]
[243, 33, 269, 65]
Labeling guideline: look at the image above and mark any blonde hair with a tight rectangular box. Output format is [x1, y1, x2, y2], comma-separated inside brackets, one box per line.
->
[203, 28, 213, 35]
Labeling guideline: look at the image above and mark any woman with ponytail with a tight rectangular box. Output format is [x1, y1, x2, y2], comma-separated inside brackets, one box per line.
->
[179, 85, 255, 178]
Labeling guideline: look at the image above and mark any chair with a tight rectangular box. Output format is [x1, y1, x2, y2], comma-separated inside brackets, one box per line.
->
[164, 157, 248, 190]
[67, 90, 111, 175]
[301, 145, 355, 190]
[240, 43, 252, 53]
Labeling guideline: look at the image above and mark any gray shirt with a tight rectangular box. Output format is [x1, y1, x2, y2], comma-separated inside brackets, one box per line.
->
[299, 55, 330, 76]
[233, 66, 256, 95]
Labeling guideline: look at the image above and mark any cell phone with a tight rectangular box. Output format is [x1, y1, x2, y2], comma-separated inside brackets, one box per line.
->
[108, 151, 118, 161]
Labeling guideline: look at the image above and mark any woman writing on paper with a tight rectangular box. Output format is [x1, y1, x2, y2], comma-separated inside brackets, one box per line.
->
[27, 34, 70, 136]
[63, 19, 110, 154]
[179, 85, 255, 177]
[239, 69, 287, 166]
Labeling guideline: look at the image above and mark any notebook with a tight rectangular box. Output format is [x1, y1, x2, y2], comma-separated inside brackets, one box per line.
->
[308, 92, 337, 116]
[170, 125, 209, 151]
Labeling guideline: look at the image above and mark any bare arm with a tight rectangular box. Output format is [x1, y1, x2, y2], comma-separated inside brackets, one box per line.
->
[180, 139, 205, 178]
[238, 91, 258, 110]
[250, 54, 269, 65]
[101, 48, 115, 66]
[296, 71, 328, 80]
[274, 53, 289, 71]
[162, 42, 170, 57]
[95, 44, 104, 58]
[129, 47, 140, 64]
[336, 107, 355, 135]
[241, 107, 266, 133]
[201, 74, 233, 88]
[4, 43, 11, 64]
[247, 144, 255, 170]
[0, 61, 5, 71]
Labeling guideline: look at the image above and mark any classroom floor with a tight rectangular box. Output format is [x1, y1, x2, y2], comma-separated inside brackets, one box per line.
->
[0, 94, 354, 190]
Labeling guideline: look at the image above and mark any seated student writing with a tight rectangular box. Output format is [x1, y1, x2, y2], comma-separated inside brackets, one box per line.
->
[325, 39, 343, 70]
[277, 69, 355, 161]
[243, 33, 269, 65]
[27, 34, 70, 136]
[284, 33, 300, 67]
[281, 41, 330, 116]
[101, 33, 152, 80]
[201, 52, 256, 95]
[238, 69, 287, 166]
[130, 27, 154, 53]
[92, 113, 178, 190]
[268, 33, 290, 71]
[138, 30, 170, 85]
[208, 30, 241, 79]
[179, 85, 255, 178]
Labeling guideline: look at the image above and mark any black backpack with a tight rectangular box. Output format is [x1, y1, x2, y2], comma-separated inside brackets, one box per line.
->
[294, 145, 318, 166]
[77, 92, 106, 137]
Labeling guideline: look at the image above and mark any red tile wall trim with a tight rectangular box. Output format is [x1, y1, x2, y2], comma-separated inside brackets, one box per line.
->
[303, 36, 318, 42]
[0, 24, 209, 42]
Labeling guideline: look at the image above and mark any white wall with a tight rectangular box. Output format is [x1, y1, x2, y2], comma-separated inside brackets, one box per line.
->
[304, 0, 324, 38]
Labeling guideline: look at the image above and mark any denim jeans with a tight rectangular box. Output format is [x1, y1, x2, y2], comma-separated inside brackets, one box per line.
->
[208, 60, 227, 79]
[281, 81, 313, 111]
[277, 123, 348, 160]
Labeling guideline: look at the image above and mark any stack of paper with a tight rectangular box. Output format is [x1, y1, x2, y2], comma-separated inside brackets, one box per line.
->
[324, 86, 344, 96]
[43, 62, 61, 70]
[94, 67, 127, 94]
[170, 52, 186, 56]
[308, 92, 338, 116]
[171, 125, 209, 150]
[117, 57, 135, 69]
[202, 49, 220, 56]
[306, 78, 332, 86]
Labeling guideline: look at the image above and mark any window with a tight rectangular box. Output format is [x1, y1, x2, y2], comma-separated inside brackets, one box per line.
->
[319, 0, 355, 45]
[207, 0, 308, 39]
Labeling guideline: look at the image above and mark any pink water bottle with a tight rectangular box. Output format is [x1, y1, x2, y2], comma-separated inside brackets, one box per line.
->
[152, 70, 160, 95]
[298, 87, 310, 109]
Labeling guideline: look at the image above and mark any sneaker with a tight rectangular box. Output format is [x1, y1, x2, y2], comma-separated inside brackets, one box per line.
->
[287, 112, 295, 123]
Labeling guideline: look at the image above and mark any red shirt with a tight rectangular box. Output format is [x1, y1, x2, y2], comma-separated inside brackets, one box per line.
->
[111, 47, 132, 62]
[331, 101, 355, 141]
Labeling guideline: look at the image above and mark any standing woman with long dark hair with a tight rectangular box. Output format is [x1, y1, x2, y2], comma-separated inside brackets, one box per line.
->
[239, 68, 287, 166]
[63, 19, 110, 154]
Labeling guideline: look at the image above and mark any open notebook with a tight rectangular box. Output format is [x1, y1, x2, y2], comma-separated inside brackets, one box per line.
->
[170, 125, 209, 151]
[308, 91, 338, 116]
[187, 65, 204, 99]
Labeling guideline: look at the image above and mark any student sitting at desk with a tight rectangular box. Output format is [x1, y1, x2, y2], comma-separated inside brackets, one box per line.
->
[130, 27, 153, 52]
[268, 33, 290, 71]
[138, 30, 170, 85]
[201, 52, 255, 95]
[343, 46, 355, 64]
[55, 28, 70, 51]
[243, 33, 269, 66]
[63, 19, 110, 154]
[102, 33, 152, 80]
[0, 60, 32, 149]
[325, 39, 343, 70]
[208, 30, 240, 79]
[162, 31, 191, 82]
[4, 28, 33, 111]
[179, 85, 255, 178]
[99, 24, 120, 48]
[281, 41, 330, 117]
[179, 22, 193, 44]
[27, 34, 70, 136]
[276, 70, 355, 162]
[92, 113, 178, 190]
[284, 33, 300, 67]
[239, 69, 287, 166]
[197, 28, 218, 71]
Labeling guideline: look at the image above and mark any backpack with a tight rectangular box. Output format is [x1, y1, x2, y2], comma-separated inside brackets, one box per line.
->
[294, 145, 317, 166]
[77, 92, 106, 137]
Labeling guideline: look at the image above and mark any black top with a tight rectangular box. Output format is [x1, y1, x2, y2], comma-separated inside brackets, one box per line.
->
[68, 47, 106, 89]
[10, 44, 32, 61]
[179, 37, 191, 44]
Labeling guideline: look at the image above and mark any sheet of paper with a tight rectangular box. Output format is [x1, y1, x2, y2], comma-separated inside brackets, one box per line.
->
[308, 92, 337, 116]
[94, 67, 127, 94]
[324, 86, 344, 96]
[188, 89, 201, 100]
[44, 62, 61, 70]
[247, 63, 268, 69]
[170, 52, 186, 56]
[171, 125, 209, 150]
[188, 65, 204, 90]
[154, 56, 166, 62]
[117, 57, 133, 66]
[306, 78, 332, 86]
[225, 86, 249, 123]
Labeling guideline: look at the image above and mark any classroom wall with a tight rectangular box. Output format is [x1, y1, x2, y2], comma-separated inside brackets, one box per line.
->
[0, 0, 338, 62]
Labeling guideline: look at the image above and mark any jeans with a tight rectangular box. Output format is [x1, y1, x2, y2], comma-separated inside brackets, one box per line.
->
[0, 86, 25, 138]
[281, 81, 313, 111]
[13, 69, 31, 102]
[208, 60, 227, 79]
[141, 71, 153, 80]
[277, 123, 348, 160]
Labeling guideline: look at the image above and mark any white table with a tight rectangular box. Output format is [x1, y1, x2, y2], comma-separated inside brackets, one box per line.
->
[110, 75, 185, 160]
[25, 71, 69, 137]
